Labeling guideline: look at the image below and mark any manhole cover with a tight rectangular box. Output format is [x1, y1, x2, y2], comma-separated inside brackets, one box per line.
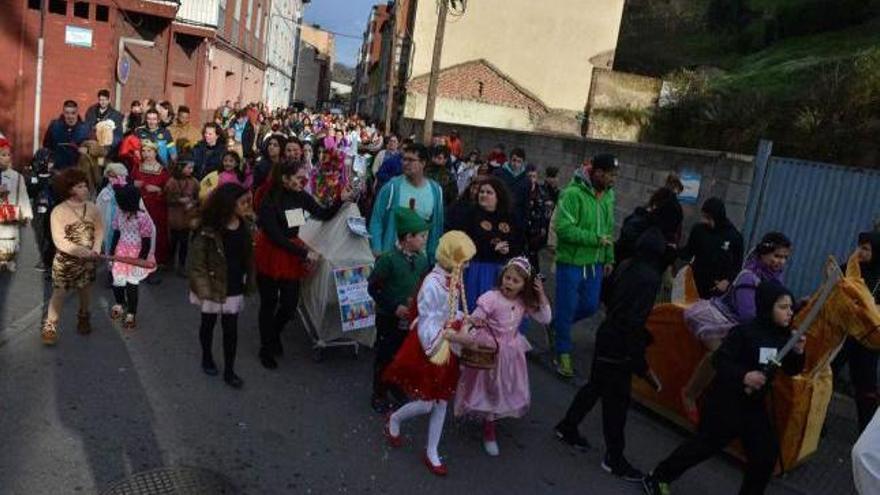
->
[101, 467, 238, 495]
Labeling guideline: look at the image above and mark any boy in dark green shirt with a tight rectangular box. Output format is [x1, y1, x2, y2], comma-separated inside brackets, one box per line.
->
[368, 206, 430, 412]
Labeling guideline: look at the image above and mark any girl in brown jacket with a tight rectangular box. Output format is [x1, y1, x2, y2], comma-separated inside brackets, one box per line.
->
[188, 183, 255, 388]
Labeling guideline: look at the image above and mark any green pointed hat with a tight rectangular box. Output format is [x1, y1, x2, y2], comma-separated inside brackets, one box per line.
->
[394, 206, 429, 235]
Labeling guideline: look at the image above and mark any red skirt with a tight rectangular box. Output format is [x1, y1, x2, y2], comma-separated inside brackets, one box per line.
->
[382, 325, 460, 402]
[254, 230, 310, 280]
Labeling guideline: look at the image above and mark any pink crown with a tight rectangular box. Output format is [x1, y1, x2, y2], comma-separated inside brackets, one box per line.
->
[505, 256, 532, 276]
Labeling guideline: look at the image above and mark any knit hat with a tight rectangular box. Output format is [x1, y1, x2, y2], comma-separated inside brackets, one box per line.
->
[435, 231, 476, 272]
[394, 207, 429, 235]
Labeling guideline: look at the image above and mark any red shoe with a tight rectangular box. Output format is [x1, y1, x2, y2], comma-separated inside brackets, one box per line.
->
[384, 413, 403, 448]
[423, 453, 448, 476]
[681, 389, 700, 425]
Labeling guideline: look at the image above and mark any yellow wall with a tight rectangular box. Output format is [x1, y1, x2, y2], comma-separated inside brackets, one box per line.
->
[301, 25, 336, 65]
[404, 92, 535, 131]
[408, 0, 626, 113]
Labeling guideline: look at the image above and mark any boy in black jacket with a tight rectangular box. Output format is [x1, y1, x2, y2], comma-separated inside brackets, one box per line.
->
[555, 200, 681, 482]
[643, 281, 806, 495]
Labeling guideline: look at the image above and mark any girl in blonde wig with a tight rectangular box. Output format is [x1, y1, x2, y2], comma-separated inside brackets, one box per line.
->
[381, 231, 476, 476]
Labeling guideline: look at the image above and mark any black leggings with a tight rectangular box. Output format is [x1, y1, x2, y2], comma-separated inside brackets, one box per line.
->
[257, 274, 301, 356]
[199, 312, 239, 376]
[652, 398, 778, 495]
[560, 357, 632, 462]
[112, 284, 140, 314]
[833, 337, 879, 432]
[169, 229, 190, 268]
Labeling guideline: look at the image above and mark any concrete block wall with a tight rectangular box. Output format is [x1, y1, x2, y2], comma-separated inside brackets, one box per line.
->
[401, 119, 756, 236]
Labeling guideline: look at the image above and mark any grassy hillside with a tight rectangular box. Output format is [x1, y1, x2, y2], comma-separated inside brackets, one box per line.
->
[613, 0, 880, 166]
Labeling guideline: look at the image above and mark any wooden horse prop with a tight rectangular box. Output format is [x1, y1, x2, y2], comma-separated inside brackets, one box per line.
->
[633, 254, 880, 470]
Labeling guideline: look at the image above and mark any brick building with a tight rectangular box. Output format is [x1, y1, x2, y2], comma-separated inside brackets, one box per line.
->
[0, 0, 292, 163]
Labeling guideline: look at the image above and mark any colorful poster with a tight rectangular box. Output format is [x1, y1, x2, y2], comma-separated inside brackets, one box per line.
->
[334, 264, 375, 332]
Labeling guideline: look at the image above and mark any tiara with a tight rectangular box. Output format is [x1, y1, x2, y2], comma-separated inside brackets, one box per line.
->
[505, 256, 532, 276]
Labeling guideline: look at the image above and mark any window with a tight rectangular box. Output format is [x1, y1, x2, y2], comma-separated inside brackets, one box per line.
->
[48, 0, 66, 15]
[28, 0, 41, 11]
[232, 0, 240, 21]
[73, 1, 89, 19]
[95, 4, 108, 21]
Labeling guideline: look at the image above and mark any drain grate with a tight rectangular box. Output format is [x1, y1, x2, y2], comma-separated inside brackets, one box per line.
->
[101, 467, 238, 495]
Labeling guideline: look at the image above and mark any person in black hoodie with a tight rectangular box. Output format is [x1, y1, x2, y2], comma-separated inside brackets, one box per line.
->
[643, 280, 806, 495]
[679, 197, 745, 299]
[615, 187, 682, 265]
[832, 231, 880, 432]
[554, 202, 681, 482]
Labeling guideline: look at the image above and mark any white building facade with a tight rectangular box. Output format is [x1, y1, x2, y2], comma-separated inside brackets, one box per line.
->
[263, 0, 307, 110]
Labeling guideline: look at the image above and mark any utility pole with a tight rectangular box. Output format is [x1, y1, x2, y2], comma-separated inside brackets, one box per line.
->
[384, 2, 398, 133]
[421, 0, 449, 144]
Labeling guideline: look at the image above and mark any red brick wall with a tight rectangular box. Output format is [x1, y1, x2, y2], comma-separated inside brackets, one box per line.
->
[408, 61, 547, 116]
[118, 12, 171, 106]
[1, 0, 118, 161]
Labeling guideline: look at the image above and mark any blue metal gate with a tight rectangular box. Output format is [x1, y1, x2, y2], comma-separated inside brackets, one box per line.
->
[743, 141, 880, 297]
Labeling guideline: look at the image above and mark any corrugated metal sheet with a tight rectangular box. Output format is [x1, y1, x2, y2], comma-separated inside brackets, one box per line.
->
[745, 156, 880, 297]
[177, 0, 220, 28]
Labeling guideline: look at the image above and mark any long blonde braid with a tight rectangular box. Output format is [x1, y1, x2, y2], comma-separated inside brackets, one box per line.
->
[429, 263, 470, 365]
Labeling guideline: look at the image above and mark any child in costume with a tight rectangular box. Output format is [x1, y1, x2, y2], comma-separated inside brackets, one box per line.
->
[164, 160, 200, 275]
[382, 231, 476, 476]
[0, 138, 34, 272]
[643, 281, 806, 495]
[454, 256, 551, 456]
[367, 206, 431, 413]
[108, 185, 156, 329]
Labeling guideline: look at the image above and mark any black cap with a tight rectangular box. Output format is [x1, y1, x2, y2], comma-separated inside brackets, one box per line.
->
[592, 153, 618, 171]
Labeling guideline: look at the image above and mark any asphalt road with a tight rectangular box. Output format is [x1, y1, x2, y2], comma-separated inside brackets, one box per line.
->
[0, 228, 849, 494]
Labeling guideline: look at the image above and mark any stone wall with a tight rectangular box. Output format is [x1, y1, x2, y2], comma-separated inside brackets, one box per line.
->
[401, 119, 756, 234]
[585, 68, 662, 142]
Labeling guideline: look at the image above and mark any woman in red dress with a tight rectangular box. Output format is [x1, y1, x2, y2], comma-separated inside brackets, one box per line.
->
[132, 139, 170, 273]
[382, 230, 476, 476]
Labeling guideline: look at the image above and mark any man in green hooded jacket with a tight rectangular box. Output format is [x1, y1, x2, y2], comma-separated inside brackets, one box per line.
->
[551, 153, 618, 377]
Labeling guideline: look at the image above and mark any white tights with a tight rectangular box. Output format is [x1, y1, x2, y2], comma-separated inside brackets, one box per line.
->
[389, 399, 448, 466]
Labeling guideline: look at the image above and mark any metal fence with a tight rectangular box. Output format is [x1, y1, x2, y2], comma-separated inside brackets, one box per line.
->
[743, 140, 880, 297]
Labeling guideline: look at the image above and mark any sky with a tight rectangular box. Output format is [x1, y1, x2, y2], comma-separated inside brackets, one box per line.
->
[303, 0, 377, 67]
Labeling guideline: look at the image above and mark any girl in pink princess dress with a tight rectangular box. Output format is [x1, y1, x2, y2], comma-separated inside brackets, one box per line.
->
[108, 185, 156, 329]
[455, 256, 552, 457]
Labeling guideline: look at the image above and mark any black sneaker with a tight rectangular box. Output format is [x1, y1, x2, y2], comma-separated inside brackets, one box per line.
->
[601, 455, 644, 482]
[202, 359, 219, 376]
[260, 354, 278, 370]
[224, 373, 244, 389]
[554, 422, 591, 451]
[371, 395, 390, 414]
[642, 474, 671, 495]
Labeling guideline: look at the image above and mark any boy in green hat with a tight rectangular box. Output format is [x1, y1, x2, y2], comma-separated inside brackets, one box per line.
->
[368, 206, 431, 413]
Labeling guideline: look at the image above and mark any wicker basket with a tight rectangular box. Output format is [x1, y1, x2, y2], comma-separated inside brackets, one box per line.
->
[460, 330, 498, 369]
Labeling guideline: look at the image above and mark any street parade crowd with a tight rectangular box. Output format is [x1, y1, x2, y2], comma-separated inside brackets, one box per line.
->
[0, 89, 878, 495]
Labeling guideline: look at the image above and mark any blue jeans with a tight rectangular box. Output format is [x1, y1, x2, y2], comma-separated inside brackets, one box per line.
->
[553, 262, 603, 354]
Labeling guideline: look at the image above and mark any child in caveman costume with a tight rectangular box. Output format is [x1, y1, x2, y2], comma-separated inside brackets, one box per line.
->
[382, 230, 477, 476]
[0, 138, 34, 271]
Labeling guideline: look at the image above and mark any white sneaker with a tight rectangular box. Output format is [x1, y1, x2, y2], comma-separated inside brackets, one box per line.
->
[483, 440, 499, 457]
